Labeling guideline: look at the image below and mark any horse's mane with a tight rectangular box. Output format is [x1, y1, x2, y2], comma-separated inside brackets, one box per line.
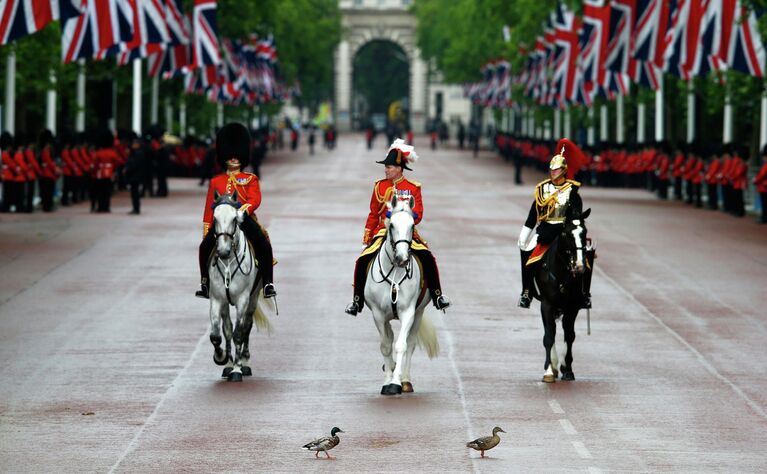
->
[213, 193, 241, 211]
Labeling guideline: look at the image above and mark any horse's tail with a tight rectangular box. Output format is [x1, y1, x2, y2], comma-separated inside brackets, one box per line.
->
[252, 288, 274, 335]
[417, 311, 440, 359]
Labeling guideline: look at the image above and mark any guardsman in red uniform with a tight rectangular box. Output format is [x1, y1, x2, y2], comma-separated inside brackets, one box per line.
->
[196, 123, 276, 300]
[753, 145, 767, 224]
[1, 131, 23, 212]
[345, 139, 450, 316]
[704, 150, 721, 210]
[37, 130, 61, 212]
[671, 146, 685, 200]
[730, 148, 747, 217]
[92, 129, 119, 213]
[655, 143, 671, 200]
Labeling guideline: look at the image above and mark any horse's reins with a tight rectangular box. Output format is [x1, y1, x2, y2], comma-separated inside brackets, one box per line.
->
[212, 202, 254, 305]
[371, 222, 414, 320]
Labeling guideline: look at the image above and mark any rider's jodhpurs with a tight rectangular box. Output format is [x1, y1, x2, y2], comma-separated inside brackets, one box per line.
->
[198, 216, 274, 287]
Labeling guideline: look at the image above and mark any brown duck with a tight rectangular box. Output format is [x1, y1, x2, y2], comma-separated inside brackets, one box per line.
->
[302, 427, 343, 459]
[466, 426, 506, 458]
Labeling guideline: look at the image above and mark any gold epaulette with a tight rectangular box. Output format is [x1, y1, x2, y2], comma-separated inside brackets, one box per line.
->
[566, 179, 581, 186]
[373, 179, 387, 203]
[405, 178, 421, 187]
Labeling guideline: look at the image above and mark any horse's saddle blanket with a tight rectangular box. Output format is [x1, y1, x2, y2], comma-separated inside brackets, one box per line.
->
[526, 243, 552, 266]
[360, 232, 429, 258]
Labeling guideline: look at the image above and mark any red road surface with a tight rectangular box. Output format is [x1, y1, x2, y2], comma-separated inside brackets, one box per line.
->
[1, 134, 766, 472]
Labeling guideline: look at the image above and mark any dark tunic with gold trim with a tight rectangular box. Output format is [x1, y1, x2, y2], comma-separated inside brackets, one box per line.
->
[363, 176, 424, 245]
[202, 171, 261, 237]
[525, 178, 583, 228]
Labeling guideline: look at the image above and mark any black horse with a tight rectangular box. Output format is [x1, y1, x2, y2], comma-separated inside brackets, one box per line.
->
[532, 208, 592, 383]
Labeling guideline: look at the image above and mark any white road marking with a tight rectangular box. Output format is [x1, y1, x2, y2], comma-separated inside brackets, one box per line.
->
[548, 399, 565, 414]
[443, 316, 480, 473]
[597, 267, 767, 421]
[572, 441, 592, 459]
[108, 330, 209, 473]
[559, 418, 578, 435]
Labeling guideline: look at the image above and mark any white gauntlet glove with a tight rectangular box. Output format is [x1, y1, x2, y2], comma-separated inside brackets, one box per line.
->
[518, 225, 533, 250]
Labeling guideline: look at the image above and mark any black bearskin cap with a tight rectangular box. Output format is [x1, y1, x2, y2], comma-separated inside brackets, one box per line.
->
[216, 122, 251, 169]
[0, 131, 14, 150]
[38, 129, 55, 148]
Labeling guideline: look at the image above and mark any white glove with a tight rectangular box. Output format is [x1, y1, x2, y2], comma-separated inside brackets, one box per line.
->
[518, 226, 533, 250]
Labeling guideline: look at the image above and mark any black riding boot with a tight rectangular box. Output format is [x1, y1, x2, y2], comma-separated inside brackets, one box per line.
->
[196, 231, 215, 298]
[346, 252, 376, 316]
[582, 249, 595, 309]
[240, 216, 276, 297]
[519, 249, 533, 308]
[414, 249, 450, 310]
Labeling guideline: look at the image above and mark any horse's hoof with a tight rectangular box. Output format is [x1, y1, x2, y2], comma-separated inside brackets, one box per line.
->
[227, 371, 243, 382]
[542, 374, 556, 383]
[552, 368, 559, 379]
[221, 367, 233, 378]
[381, 383, 402, 395]
[561, 372, 575, 381]
[241, 366, 252, 377]
[213, 352, 228, 366]
[401, 381, 414, 393]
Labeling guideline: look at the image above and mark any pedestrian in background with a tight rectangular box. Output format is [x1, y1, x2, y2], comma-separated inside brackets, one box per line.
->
[124, 132, 145, 215]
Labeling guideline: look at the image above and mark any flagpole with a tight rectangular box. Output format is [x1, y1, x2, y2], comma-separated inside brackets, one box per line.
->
[165, 98, 173, 135]
[655, 80, 664, 142]
[520, 104, 527, 136]
[723, 86, 733, 144]
[217, 103, 224, 128]
[587, 107, 595, 146]
[46, 68, 57, 134]
[637, 101, 646, 144]
[4, 50, 16, 135]
[132, 59, 142, 135]
[600, 104, 608, 143]
[687, 81, 695, 143]
[616, 94, 624, 144]
[564, 107, 571, 138]
[76, 59, 86, 133]
[760, 83, 767, 149]
[554, 108, 561, 140]
[150, 74, 159, 125]
[110, 75, 117, 133]
[180, 98, 187, 137]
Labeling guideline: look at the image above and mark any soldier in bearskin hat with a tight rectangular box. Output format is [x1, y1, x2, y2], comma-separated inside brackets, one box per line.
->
[196, 122, 276, 299]
[345, 139, 450, 316]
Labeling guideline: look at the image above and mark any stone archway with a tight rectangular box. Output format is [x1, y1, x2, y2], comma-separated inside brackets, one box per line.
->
[335, 3, 427, 132]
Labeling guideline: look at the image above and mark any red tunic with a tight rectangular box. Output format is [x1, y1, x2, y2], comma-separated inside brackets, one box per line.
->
[39, 147, 61, 180]
[753, 162, 767, 193]
[202, 171, 262, 237]
[92, 148, 119, 180]
[12, 151, 30, 182]
[24, 148, 42, 180]
[363, 177, 423, 245]
[704, 158, 721, 185]
[2, 150, 24, 182]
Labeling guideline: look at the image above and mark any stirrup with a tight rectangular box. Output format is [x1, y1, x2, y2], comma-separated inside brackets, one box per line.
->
[518, 290, 531, 309]
[582, 294, 592, 309]
[263, 283, 276, 298]
[435, 295, 451, 311]
[195, 285, 209, 299]
[345, 302, 360, 316]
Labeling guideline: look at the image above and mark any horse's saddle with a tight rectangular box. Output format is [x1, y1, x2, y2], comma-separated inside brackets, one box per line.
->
[526, 242, 552, 266]
[364, 251, 428, 320]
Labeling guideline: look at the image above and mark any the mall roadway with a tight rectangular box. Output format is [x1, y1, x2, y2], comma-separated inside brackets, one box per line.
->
[1, 134, 766, 474]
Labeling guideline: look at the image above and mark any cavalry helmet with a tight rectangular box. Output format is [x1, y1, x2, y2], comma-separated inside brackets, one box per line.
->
[216, 122, 251, 169]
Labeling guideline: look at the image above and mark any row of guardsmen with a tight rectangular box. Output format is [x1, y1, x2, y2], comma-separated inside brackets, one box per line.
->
[495, 134, 767, 225]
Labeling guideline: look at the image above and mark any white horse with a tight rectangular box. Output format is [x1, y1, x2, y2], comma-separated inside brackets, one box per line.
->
[208, 191, 273, 382]
[365, 194, 439, 395]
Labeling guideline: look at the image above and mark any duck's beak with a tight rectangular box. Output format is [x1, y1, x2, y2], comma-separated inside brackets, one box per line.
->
[499, 428, 506, 433]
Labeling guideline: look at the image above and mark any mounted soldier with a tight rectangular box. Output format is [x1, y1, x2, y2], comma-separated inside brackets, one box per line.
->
[345, 139, 450, 316]
[195, 123, 276, 300]
[517, 138, 594, 310]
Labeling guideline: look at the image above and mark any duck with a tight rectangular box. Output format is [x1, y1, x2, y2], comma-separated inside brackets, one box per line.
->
[466, 426, 506, 458]
[302, 427, 344, 459]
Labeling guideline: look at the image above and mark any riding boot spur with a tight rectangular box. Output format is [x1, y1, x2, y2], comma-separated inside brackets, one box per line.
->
[518, 250, 533, 308]
[346, 253, 375, 316]
[414, 249, 450, 311]
[196, 231, 216, 299]
[240, 216, 276, 297]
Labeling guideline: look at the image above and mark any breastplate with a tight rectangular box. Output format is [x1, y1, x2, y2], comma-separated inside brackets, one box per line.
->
[537, 182, 572, 223]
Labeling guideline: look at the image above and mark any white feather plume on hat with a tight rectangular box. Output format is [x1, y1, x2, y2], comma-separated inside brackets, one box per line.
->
[388, 138, 419, 166]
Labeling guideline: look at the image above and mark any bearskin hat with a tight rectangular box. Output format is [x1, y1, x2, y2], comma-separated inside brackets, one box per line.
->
[216, 122, 251, 169]
[0, 131, 14, 150]
[38, 129, 55, 148]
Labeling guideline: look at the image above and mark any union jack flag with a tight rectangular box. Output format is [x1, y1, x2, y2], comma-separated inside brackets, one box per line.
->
[60, 0, 135, 63]
[633, 0, 671, 68]
[605, 0, 635, 75]
[191, 0, 220, 67]
[551, 2, 580, 106]
[0, 0, 57, 45]
[726, 3, 765, 77]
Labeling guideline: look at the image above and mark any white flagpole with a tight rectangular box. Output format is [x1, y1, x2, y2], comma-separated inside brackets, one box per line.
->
[564, 107, 571, 138]
[165, 98, 173, 134]
[46, 68, 57, 134]
[587, 107, 595, 146]
[217, 103, 224, 128]
[600, 104, 608, 142]
[554, 108, 561, 139]
[616, 94, 625, 144]
[655, 80, 664, 141]
[132, 59, 143, 134]
[760, 84, 767, 149]
[76, 59, 86, 133]
[150, 74, 159, 125]
[179, 98, 187, 137]
[723, 87, 733, 143]
[637, 101, 646, 143]
[5, 50, 16, 135]
[687, 81, 695, 143]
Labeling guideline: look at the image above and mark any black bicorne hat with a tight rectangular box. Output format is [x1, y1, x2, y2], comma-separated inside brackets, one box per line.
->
[376, 139, 418, 171]
[376, 148, 412, 170]
[216, 122, 251, 169]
